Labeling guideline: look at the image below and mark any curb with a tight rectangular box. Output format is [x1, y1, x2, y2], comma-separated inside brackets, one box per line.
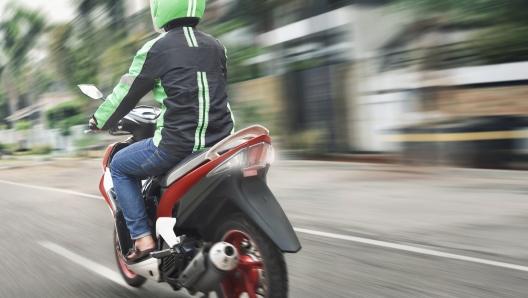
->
[276, 159, 528, 180]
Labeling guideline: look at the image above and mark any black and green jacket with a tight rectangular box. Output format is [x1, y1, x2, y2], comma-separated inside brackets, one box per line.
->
[93, 25, 234, 157]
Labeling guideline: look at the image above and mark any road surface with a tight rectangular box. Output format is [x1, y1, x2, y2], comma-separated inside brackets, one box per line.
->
[0, 159, 527, 297]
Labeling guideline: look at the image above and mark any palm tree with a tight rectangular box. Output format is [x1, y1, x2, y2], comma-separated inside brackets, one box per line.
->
[75, 0, 125, 32]
[0, 3, 46, 116]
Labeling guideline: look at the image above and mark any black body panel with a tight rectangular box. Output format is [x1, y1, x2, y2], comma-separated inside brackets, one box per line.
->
[175, 169, 302, 253]
[109, 190, 134, 254]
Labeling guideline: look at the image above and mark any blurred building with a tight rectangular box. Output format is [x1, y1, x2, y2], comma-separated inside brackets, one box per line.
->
[235, 0, 400, 153]
[227, 0, 528, 168]
[5, 93, 75, 125]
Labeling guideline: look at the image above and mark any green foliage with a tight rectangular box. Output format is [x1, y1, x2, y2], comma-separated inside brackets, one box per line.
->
[217, 0, 297, 33]
[45, 100, 86, 136]
[0, 143, 17, 154]
[0, 4, 46, 75]
[48, 23, 101, 90]
[31, 144, 53, 155]
[225, 47, 264, 83]
[391, 0, 528, 66]
[0, 4, 46, 118]
[100, 32, 157, 87]
[205, 19, 247, 36]
[231, 102, 268, 131]
[46, 101, 83, 126]
[14, 120, 31, 131]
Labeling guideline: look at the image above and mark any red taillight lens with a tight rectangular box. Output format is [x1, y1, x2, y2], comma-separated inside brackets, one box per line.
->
[207, 142, 274, 178]
[248, 143, 269, 168]
[243, 143, 273, 177]
[102, 144, 115, 171]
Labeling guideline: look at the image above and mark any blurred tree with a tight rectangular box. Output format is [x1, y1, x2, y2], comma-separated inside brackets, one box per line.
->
[75, 0, 126, 33]
[393, 0, 528, 65]
[47, 0, 133, 93]
[218, 0, 298, 34]
[48, 22, 100, 89]
[0, 4, 46, 115]
[45, 100, 85, 136]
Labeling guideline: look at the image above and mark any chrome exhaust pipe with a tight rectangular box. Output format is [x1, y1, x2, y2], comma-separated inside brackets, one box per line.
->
[180, 242, 239, 293]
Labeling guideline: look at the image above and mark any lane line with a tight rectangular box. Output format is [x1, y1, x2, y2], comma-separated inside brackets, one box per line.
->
[0, 179, 102, 200]
[4, 179, 527, 273]
[294, 228, 528, 273]
[38, 241, 132, 288]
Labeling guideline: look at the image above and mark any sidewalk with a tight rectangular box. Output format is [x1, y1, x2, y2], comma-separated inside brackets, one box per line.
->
[0, 155, 90, 170]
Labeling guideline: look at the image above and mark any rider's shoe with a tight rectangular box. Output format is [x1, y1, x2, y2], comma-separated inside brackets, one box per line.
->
[124, 245, 156, 264]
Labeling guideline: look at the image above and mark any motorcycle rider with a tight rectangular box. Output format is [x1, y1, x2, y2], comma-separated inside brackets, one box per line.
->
[89, 0, 234, 263]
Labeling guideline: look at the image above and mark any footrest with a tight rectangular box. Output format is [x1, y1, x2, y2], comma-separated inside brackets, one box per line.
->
[150, 249, 173, 259]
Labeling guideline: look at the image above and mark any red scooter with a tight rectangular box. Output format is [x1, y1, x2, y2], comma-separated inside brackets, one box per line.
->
[79, 84, 301, 297]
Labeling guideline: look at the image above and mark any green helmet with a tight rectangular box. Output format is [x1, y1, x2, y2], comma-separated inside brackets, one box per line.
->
[150, 0, 206, 32]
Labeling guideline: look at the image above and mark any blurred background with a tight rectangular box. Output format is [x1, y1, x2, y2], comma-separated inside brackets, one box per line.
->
[2, 0, 528, 168]
[2, 1, 528, 297]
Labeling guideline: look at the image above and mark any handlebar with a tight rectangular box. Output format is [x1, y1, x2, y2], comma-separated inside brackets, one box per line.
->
[84, 123, 97, 134]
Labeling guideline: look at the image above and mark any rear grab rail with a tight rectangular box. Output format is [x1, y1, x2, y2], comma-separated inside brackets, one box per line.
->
[205, 125, 269, 160]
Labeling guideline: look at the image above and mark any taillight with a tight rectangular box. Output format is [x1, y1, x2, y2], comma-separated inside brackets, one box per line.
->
[243, 143, 274, 177]
[206, 142, 274, 177]
[102, 144, 115, 171]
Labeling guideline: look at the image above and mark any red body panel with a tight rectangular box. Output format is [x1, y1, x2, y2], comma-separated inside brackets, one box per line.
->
[156, 135, 272, 219]
[99, 174, 114, 216]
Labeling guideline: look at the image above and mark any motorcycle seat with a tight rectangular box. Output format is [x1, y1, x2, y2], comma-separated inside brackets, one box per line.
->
[158, 150, 209, 188]
[158, 139, 247, 188]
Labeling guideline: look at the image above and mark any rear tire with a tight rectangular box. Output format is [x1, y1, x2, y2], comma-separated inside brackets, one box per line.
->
[114, 229, 147, 287]
[213, 213, 288, 298]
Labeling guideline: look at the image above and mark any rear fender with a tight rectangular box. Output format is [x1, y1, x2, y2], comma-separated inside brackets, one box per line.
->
[177, 170, 301, 253]
[219, 174, 301, 253]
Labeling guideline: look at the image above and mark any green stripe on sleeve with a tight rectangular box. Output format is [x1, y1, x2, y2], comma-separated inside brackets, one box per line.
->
[200, 72, 210, 147]
[227, 103, 235, 134]
[193, 72, 205, 152]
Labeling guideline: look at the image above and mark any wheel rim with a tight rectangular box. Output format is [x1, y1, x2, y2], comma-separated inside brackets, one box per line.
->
[115, 233, 137, 279]
[221, 230, 266, 298]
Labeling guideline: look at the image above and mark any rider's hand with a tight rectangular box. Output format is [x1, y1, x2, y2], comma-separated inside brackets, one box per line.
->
[89, 118, 104, 133]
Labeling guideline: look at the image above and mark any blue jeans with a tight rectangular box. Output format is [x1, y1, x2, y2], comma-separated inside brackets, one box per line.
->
[110, 138, 182, 240]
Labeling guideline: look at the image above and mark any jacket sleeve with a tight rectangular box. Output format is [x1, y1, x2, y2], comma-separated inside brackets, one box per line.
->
[93, 35, 165, 130]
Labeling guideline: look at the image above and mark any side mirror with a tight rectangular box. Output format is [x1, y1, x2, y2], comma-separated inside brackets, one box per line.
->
[77, 84, 104, 100]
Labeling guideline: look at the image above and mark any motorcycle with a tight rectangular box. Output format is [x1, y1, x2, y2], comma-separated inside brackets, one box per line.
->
[78, 84, 301, 297]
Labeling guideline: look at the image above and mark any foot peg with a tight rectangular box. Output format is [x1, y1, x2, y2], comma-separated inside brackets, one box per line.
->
[150, 249, 173, 259]
[150, 235, 187, 259]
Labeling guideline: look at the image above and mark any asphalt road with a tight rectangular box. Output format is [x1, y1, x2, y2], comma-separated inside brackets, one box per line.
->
[0, 159, 527, 297]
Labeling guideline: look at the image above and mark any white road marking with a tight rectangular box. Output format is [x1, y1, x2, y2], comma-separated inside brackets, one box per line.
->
[0, 179, 102, 200]
[3, 179, 527, 274]
[38, 241, 132, 288]
[294, 228, 528, 273]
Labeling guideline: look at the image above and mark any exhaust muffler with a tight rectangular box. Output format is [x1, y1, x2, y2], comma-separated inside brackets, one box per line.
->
[180, 242, 239, 293]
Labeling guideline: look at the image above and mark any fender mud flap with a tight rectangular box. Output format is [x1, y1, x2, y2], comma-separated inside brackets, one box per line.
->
[232, 176, 301, 253]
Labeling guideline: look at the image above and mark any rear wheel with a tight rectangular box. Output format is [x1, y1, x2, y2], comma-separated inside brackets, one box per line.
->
[213, 214, 288, 298]
[114, 229, 147, 287]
